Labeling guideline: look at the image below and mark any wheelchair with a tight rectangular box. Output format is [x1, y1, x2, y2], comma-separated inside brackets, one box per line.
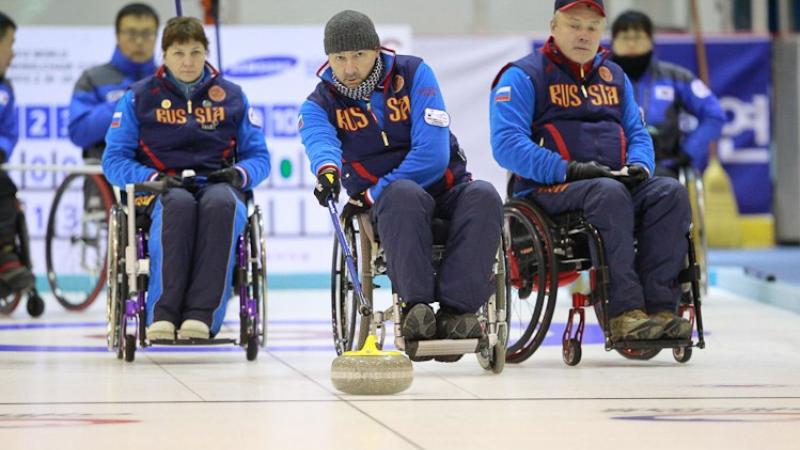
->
[331, 212, 508, 372]
[503, 195, 706, 366]
[106, 179, 268, 362]
[0, 199, 45, 317]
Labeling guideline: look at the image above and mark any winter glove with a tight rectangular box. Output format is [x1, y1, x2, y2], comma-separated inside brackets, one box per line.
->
[615, 164, 649, 190]
[153, 173, 183, 189]
[314, 168, 340, 206]
[565, 161, 613, 182]
[341, 191, 371, 223]
[208, 167, 245, 188]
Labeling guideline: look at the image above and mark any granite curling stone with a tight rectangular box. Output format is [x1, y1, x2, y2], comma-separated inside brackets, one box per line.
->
[330, 335, 413, 395]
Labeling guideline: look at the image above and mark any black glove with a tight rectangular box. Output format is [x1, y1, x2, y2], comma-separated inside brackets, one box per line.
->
[314, 168, 340, 206]
[341, 191, 371, 222]
[615, 164, 649, 189]
[154, 173, 183, 189]
[0, 150, 6, 164]
[208, 167, 245, 188]
[565, 161, 613, 182]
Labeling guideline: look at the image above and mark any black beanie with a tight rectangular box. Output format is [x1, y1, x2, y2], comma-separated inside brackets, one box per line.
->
[324, 10, 380, 54]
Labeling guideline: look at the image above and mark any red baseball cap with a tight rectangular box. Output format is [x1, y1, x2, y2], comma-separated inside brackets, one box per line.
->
[554, 0, 606, 17]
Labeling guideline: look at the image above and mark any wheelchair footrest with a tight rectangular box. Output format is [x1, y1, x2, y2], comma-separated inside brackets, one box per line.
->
[406, 337, 486, 358]
[148, 338, 237, 346]
[610, 338, 693, 350]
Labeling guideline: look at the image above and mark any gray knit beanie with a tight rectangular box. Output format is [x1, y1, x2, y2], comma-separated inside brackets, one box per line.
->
[324, 10, 380, 54]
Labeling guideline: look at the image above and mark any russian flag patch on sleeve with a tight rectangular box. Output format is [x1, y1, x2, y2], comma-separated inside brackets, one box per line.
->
[494, 86, 511, 102]
[110, 111, 122, 128]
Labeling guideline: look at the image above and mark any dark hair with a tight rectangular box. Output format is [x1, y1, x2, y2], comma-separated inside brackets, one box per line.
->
[611, 10, 653, 39]
[161, 16, 208, 52]
[115, 3, 160, 34]
[0, 12, 17, 37]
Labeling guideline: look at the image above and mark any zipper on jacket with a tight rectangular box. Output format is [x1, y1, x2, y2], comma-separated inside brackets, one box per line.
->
[187, 99, 193, 114]
[366, 100, 389, 147]
[580, 67, 588, 98]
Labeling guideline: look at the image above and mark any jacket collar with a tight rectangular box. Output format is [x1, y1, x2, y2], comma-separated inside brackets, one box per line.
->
[540, 36, 609, 82]
[155, 62, 220, 98]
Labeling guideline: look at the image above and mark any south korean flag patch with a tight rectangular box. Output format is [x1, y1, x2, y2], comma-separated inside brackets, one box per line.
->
[248, 107, 263, 128]
[424, 108, 450, 128]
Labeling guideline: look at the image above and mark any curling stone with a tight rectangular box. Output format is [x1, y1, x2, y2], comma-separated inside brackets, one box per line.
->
[331, 335, 413, 395]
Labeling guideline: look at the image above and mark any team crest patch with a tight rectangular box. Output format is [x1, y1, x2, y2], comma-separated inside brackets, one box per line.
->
[161, 99, 172, 109]
[494, 86, 511, 102]
[0, 91, 8, 106]
[208, 85, 226, 102]
[392, 74, 405, 92]
[598, 66, 613, 82]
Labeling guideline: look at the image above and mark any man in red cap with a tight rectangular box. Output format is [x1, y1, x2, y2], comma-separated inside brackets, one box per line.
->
[490, 0, 694, 341]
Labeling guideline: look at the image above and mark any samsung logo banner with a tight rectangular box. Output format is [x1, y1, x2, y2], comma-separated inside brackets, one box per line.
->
[223, 56, 297, 78]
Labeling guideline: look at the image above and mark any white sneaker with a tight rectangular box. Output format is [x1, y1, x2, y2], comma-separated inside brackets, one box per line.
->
[178, 319, 210, 340]
[147, 321, 176, 341]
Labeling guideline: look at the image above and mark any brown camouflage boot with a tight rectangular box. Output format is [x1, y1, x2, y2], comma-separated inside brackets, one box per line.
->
[650, 311, 692, 339]
[609, 309, 664, 341]
[0, 250, 35, 297]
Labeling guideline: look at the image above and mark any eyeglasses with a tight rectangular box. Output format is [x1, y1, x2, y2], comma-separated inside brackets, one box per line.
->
[119, 29, 157, 41]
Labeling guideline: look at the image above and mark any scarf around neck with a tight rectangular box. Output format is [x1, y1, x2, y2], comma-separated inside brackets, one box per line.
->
[331, 55, 384, 101]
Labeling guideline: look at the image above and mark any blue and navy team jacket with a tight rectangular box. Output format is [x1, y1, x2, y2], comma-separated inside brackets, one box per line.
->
[103, 63, 270, 190]
[0, 75, 18, 162]
[300, 49, 469, 203]
[69, 47, 157, 157]
[490, 38, 653, 196]
[632, 58, 725, 172]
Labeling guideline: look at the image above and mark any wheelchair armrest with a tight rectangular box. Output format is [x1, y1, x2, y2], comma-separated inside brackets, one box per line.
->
[129, 181, 169, 194]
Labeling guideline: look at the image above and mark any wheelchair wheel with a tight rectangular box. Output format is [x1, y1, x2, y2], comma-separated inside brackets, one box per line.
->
[673, 346, 692, 363]
[681, 167, 708, 295]
[1, 202, 33, 316]
[246, 335, 259, 361]
[241, 206, 267, 360]
[124, 334, 136, 362]
[616, 348, 661, 360]
[25, 291, 45, 317]
[0, 292, 22, 315]
[477, 238, 509, 374]
[503, 200, 558, 364]
[563, 338, 582, 366]
[251, 207, 268, 348]
[46, 173, 113, 311]
[106, 205, 126, 357]
[331, 216, 371, 355]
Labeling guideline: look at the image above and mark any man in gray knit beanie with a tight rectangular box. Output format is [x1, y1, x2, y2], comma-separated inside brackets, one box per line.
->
[300, 9, 505, 363]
